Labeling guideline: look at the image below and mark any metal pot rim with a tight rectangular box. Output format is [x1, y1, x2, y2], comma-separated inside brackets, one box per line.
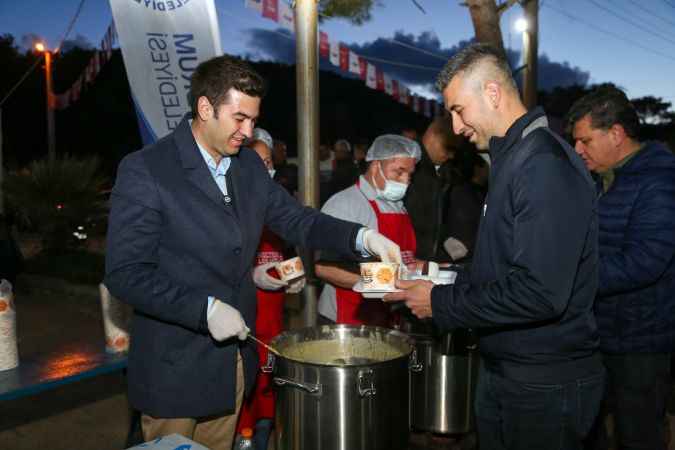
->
[270, 324, 414, 367]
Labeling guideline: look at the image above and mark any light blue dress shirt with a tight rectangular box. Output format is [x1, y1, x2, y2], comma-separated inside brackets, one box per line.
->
[194, 140, 230, 314]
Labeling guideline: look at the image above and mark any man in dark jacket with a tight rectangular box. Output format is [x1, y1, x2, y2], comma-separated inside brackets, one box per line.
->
[568, 86, 675, 450]
[404, 115, 465, 263]
[386, 44, 604, 450]
[105, 56, 401, 450]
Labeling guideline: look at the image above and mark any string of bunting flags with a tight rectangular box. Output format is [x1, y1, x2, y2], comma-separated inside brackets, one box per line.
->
[53, 22, 117, 110]
[244, 0, 443, 118]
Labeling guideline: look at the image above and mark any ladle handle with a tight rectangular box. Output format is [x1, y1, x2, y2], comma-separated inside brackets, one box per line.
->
[247, 334, 281, 357]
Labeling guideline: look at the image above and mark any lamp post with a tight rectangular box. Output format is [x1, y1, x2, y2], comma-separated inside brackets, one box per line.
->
[515, 2, 538, 108]
[35, 42, 56, 163]
[295, 0, 320, 327]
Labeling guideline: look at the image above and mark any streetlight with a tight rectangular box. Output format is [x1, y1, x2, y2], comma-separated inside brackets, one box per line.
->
[515, 18, 528, 33]
[35, 42, 56, 163]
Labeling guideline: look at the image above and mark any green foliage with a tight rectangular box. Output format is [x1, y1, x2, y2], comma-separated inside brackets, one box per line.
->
[4, 155, 109, 250]
[24, 248, 105, 285]
[319, 0, 381, 25]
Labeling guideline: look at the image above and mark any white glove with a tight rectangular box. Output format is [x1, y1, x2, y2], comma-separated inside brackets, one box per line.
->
[363, 229, 402, 264]
[285, 277, 306, 294]
[253, 262, 288, 291]
[207, 299, 249, 341]
[443, 237, 468, 261]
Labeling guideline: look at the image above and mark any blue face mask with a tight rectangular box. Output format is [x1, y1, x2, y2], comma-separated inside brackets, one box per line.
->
[376, 162, 408, 202]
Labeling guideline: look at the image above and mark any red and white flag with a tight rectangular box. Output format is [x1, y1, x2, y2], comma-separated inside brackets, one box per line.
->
[329, 40, 340, 66]
[278, 0, 294, 31]
[262, 0, 279, 22]
[376, 68, 384, 91]
[366, 62, 377, 89]
[349, 50, 360, 75]
[359, 57, 367, 80]
[339, 44, 349, 71]
[319, 31, 329, 59]
[392, 79, 400, 101]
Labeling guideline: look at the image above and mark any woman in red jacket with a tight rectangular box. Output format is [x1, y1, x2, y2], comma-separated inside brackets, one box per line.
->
[236, 129, 304, 450]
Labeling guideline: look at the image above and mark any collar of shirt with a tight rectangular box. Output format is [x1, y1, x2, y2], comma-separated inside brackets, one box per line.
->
[599, 144, 644, 193]
[189, 119, 231, 195]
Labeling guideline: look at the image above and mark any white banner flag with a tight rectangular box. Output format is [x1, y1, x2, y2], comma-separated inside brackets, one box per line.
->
[384, 73, 393, 96]
[329, 41, 340, 66]
[348, 50, 360, 75]
[278, 1, 294, 31]
[109, 0, 222, 143]
[366, 62, 377, 89]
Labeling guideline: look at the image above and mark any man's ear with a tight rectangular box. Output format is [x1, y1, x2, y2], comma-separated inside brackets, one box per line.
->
[483, 81, 501, 110]
[608, 123, 627, 147]
[196, 96, 213, 121]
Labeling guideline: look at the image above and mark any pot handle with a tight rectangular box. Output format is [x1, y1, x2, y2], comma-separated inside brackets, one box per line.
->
[274, 377, 322, 395]
[358, 369, 377, 397]
[261, 353, 275, 373]
[409, 347, 423, 373]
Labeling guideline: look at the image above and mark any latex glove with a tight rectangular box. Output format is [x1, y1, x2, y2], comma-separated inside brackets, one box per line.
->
[207, 299, 249, 341]
[363, 229, 402, 264]
[253, 262, 288, 291]
[443, 237, 468, 261]
[285, 277, 306, 294]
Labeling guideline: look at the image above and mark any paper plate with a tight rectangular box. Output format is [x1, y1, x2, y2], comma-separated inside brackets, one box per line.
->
[352, 281, 401, 299]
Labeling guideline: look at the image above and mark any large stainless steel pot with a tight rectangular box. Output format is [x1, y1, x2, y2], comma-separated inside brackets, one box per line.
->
[398, 310, 478, 434]
[268, 325, 417, 450]
[409, 329, 479, 434]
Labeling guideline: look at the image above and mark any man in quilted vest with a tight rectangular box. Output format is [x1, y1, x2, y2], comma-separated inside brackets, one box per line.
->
[568, 86, 675, 450]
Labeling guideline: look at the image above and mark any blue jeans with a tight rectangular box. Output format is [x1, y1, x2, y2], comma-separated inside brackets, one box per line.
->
[475, 363, 605, 450]
[586, 353, 671, 450]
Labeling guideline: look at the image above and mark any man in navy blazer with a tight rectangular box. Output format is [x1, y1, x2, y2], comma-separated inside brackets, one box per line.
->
[104, 56, 400, 450]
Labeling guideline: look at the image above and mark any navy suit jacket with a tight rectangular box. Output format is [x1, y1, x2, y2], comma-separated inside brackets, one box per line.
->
[105, 115, 361, 417]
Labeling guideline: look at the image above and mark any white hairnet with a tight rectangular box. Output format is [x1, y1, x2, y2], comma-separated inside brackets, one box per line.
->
[251, 128, 273, 149]
[365, 134, 422, 162]
[334, 139, 352, 153]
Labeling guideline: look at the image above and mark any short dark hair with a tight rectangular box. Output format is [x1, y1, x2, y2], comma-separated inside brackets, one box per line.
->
[189, 55, 267, 119]
[427, 114, 464, 150]
[436, 43, 516, 92]
[565, 85, 640, 139]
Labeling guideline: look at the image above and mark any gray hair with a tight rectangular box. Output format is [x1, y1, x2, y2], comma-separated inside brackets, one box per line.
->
[436, 43, 516, 93]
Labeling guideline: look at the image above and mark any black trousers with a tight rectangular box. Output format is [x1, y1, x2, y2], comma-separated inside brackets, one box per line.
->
[475, 363, 605, 450]
[586, 353, 671, 450]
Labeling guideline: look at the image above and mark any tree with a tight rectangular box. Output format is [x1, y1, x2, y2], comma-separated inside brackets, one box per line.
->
[319, 0, 382, 25]
[4, 155, 108, 251]
[463, 0, 506, 56]
[631, 96, 675, 125]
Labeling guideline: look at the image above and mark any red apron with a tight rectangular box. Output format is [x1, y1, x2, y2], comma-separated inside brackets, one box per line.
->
[237, 229, 285, 431]
[335, 181, 417, 326]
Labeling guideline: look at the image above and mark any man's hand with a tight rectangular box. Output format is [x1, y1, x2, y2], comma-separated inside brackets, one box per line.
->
[363, 229, 402, 264]
[285, 277, 306, 294]
[253, 262, 288, 291]
[383, 279, 434, 319]
[207, 299, 249, 341]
